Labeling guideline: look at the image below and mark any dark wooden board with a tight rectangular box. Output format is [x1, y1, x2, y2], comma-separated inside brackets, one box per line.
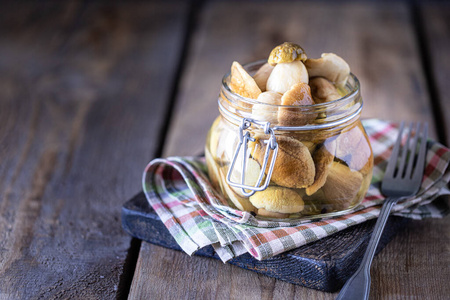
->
[122, 192, 407, 292]
[0, 2, 188, 299]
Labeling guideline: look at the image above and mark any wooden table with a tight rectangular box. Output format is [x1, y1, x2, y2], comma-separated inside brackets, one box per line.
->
[0, 1, 449, 299]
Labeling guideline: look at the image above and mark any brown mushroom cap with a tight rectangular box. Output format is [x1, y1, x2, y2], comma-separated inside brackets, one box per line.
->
[305, 53, 350, 88]
[306, 139, 337, 196]
[321, 161, 363, 211]
[257, 208, 289, 219]
[268, 42, 307, 66]
[309, 77, 342, 103]
[336, 122, 372, 172]
[278, 83, 317, 126]
[249, 186, 304, 214]
[229, 61, 261, 99]
[251, 134, 316, 189]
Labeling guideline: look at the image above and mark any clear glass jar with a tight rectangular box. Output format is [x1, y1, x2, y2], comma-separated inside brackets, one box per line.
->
[205, 61, 373, 220]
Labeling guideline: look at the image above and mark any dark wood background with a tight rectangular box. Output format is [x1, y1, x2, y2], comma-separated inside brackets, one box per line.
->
[0, 0, 448, 299]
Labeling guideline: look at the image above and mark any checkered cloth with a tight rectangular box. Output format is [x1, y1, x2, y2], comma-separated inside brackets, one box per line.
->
[143, 119, 450, 262]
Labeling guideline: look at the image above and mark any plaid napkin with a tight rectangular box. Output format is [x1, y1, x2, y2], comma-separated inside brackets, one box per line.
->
[143, 119, 450, 262]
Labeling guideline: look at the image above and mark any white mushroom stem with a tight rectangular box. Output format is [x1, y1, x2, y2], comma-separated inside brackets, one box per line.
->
[266, 61, 309, 94]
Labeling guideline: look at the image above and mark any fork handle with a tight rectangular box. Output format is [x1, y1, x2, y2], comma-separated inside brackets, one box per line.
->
[336, 197, 398, 300]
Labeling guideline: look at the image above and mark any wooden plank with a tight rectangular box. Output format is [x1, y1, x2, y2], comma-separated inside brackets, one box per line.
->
[421, 2, 450, 145]
[368, 4, 450, 299]
[370, 216, 450, 299]
[162, 1, 436, 157]
[130, 1, 448, 300]
[130, 0, 447, 299]
[0, 1, 187, 299]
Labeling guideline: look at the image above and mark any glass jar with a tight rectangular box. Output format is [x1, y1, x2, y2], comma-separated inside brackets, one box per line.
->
[205, 61, 373, 220]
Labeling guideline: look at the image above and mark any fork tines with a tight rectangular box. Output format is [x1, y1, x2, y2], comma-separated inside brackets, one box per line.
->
[384, 121, 428, 182]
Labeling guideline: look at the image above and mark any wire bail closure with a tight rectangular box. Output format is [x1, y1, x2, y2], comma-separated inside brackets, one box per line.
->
[226, 118, 279, 196]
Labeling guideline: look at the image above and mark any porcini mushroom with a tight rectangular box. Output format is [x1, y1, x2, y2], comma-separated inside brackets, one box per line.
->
[252, 91, 282, 124]
[321, 162, 363, 211]
[251, 134, 316, 189]
[306, 140, 337, 196]
[229, 61, 262, 99]
[266, 60, 309, 94]
[250, 186, 304, 214]
[309, 77, 342, 103]
[336, 123, 372, 172]
[268, 42, 307, 66]
[278, 83, 317, 126]
[253, 63, 274, 92]
[305, 53, 350, 88]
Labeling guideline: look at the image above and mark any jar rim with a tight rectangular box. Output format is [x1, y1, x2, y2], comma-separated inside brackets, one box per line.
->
[219, 59, 363, 131]
[221, 59, 361, 110]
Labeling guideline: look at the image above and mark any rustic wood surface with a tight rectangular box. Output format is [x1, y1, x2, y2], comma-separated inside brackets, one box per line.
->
[0, 0, 448, 299]
[131, 1, 449, 300]
[421, 2, 450, 144]
[0, 1, 187, 299]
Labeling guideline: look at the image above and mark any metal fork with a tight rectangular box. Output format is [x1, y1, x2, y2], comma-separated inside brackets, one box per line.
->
[336, 122, 428, 300]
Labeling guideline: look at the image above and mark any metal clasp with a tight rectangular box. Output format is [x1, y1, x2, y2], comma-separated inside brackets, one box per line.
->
[226, 118, 278, 197]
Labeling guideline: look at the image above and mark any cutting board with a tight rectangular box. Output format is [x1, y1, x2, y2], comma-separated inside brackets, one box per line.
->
[122, 192, 408, 292]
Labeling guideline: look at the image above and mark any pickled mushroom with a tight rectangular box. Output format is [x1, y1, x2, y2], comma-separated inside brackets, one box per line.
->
[257, 208, 289, 219]
[278, 82, 317, 126]
[305, 53, 350, 88]
[266, 60, 309, 94]
[268, 42, 307, 66]
[249, 186, 304, 214]
[306, 140, 337, 196]
[336, 123, 372, 172]
[321, 162, 363, 211]
[252, 91, 282, 124]
[251, 135, 315, 189]
[309, 77, 342, 103]
[228, 156, 264, 195]
[229, 61, 261, 99]
[253, 63, 274, 92]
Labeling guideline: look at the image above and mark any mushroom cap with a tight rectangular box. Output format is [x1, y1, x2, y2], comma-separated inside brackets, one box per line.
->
[336, 122, 372, 172]
[268, 42, 307, 66]
[305, 53, 350, 88]
[249, 186, 304, 214]
[309, 77, 342, 103]
[257, 208, 289, 218]
[229, 61, 261, 99]
[321, 161, 363, 211]
[278, 83, 317, 126]
[251, 134, 316, 189]
[305, 139, 337, 196]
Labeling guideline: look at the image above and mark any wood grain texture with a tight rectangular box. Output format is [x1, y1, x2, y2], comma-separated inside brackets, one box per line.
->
[130, 1, 448, 299]
[123, 193, 408, 292]
[421, 2, 450, 146]
[370, 217, 450, 300]
[0, 1, 187, 299]
[163, 0, 436, 158]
